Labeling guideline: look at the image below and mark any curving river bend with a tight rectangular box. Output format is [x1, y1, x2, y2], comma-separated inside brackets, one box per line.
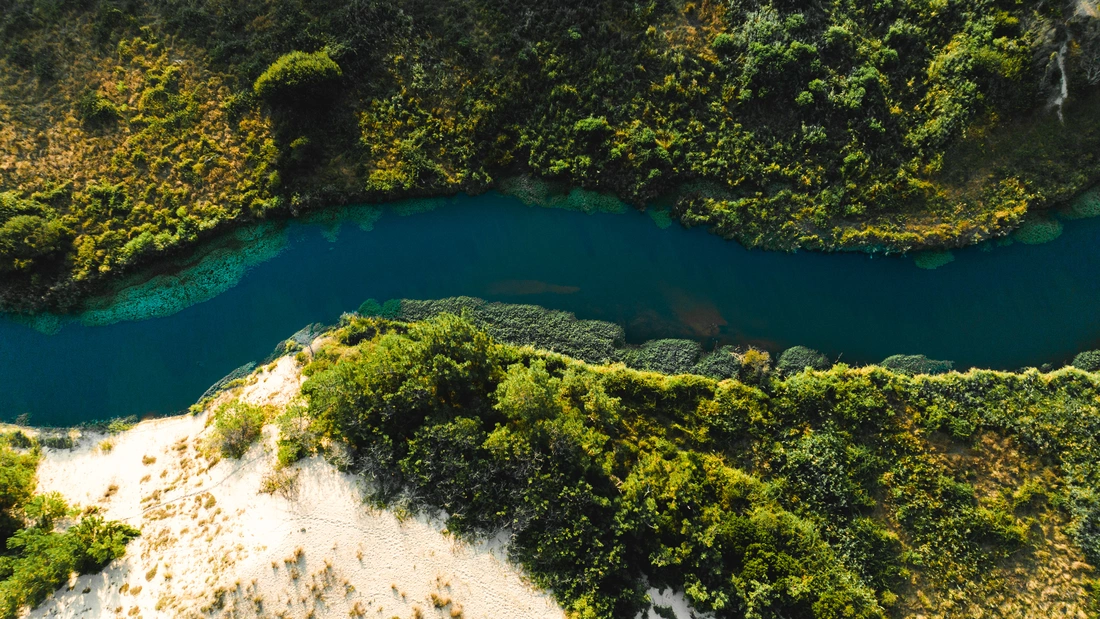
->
[3, 192, 1100, 425]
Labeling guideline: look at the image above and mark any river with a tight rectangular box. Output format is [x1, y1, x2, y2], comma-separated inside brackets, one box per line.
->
[3, 192, 1099, 424]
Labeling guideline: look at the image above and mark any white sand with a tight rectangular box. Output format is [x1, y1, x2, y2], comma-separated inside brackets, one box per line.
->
[27, 356, 566, 619]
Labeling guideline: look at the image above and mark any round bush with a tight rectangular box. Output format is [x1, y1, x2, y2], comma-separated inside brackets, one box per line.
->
[1072, 350, 1100, 372]
[253, 50, 343, 104]
[776, 346, 832, 376]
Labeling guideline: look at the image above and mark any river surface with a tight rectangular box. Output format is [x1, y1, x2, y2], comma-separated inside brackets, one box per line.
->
[3, 192, 1100, 425]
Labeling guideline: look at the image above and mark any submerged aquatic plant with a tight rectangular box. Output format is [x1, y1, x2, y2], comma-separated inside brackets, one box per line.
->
[1012, 218, 1064, 244]
[913, 250, 955, 270]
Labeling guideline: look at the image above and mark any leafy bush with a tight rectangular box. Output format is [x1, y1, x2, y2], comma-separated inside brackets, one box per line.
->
[621, 339, 701, 375]
[0, 437, 138, 618]
[76, 89, 119, 125]
[106, 416, 137, 434]
[776, 346, 832, 376]
[38, 435, 72, 450]
[880, 354, 953, 376]
[1072, 350, 1100, 372]
[0, 193, 68, 273]
[691, 345, 741, 379]
[207, 399, 267, 459]
[395, 297, 624, 363]
[275, 402, 316, 467]
[737, 348, 772, 384]
[253, 50, 342, 105]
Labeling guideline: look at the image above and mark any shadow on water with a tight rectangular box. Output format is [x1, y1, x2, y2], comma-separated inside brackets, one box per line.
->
[4, 191, 1100, 423]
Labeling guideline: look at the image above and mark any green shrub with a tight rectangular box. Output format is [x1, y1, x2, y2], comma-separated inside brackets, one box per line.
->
[106, 416, 137, 434]
[691, 345, 741, 379]
[208, 399, 267, 459]
[0, 438, 138, 618]
[0, 515, 139, 617]
[396, 297, 624, 363]
[76, 89, 119, 125]
[737, 347, 772, 384]
[621, 339, 701, 375]
[253, 50, 342, 104]
[275, 402, 316, 467]
[38, 435, 72, 450]
[0, 214, 67, 273]
[777, 346, 832, 376]
[1073, 350, 1100, 372]
[880, 354, 953, 375]
[711, 32, 736, 54]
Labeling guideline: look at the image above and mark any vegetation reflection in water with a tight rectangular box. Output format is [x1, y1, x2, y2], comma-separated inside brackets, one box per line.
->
[4, 191, 1100, 424]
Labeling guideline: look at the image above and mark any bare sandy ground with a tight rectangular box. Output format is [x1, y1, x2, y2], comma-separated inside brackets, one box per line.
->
[26, 356, 567, 619]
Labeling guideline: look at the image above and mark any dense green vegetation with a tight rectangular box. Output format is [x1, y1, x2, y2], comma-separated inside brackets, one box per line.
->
[295, 313, 1100, 618]
[3, 1, 1100, 310]
[0, 432, 138, 618]
[252, 50, 343, 105]
[205, 398, 269, 459]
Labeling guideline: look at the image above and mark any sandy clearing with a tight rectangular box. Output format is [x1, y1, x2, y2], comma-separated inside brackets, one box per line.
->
[27, 356, 566, 619]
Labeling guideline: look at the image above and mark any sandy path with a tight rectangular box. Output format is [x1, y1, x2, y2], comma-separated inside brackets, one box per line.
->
[27, 357, 566, 619]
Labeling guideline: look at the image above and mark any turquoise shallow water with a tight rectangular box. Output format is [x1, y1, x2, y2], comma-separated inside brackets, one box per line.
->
[3, 192, 1100, 425]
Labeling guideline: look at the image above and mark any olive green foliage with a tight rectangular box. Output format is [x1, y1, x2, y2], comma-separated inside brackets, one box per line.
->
[77, 89, 120, 125]
[1073, 350, 1100, 372]
[275, 401, 316, 467]
[0, 435, 138, 618]
[140, 0, 1089, 252]
[3, 0, 1100, 311]
[383, 297, 626, 363]
[0, 193, 68, 274]
[776, 345, 832, 376]
[621, 339, 701, 375]
[253, 50, 342, 105]
[207, 399, 267, 459]
[879, 354, 953, 375]
[690, 345, 741, 379]
[302, 315, 1100, 617]
[0, 10, 279, 311]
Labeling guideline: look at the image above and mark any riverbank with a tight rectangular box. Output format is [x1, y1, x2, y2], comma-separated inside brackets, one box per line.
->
[26, 356, 566, 619]
[11, 196, 1100, 425]
[13, 313, 1100, 618]
[3, 2, 1100, 313]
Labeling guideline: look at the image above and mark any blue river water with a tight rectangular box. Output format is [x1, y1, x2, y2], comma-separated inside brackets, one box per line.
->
[3, 192, 1100, 425]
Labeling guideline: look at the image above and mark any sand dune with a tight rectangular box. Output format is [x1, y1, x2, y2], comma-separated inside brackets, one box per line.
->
[28, 357, 566, 619]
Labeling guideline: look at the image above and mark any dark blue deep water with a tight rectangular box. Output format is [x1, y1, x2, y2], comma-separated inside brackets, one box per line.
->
[3, 192, 1100, 424]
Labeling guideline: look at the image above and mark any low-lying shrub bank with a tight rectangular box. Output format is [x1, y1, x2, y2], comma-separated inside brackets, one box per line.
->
[296, 313, 1100, 618]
